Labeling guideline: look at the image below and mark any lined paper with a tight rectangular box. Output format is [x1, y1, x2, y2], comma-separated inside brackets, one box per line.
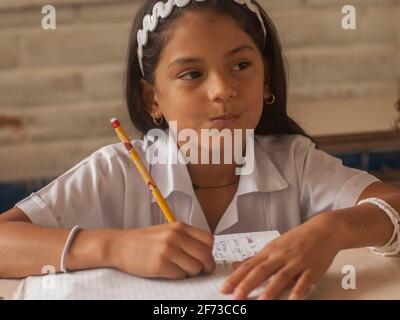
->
[13, 231, 288, 300]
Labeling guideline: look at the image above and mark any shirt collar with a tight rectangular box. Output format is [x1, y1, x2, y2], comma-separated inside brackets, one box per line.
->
[146, 130, 289, 234]
[147, 129, 194, 203]
[236, 134, 289, 196]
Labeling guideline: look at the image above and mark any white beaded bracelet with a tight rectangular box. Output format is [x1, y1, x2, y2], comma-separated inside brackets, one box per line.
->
[60, 225, 81, 273]
[357, 198, 400, 256]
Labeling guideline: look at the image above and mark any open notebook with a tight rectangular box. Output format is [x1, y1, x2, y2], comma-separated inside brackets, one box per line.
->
[12, 230, 307, 300]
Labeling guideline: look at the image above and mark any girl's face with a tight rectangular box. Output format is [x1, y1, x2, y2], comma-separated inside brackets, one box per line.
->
[142, 9, 270, 143]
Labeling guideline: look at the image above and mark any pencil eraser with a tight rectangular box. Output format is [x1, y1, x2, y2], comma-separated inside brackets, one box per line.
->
[110, 117, 120, 128]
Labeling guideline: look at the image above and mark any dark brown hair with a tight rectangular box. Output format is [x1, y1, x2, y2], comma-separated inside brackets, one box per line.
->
[395, 98, 400, 131]
[125, 0, 315, 143]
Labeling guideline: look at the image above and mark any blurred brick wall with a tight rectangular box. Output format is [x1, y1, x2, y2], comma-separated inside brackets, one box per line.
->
[0, 0, 399, 183]
[0, 0, 139, 183]
[262, 0, 399, 136]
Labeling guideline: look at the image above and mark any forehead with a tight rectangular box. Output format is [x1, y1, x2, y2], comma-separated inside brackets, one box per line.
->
[158, 10, 257, 65]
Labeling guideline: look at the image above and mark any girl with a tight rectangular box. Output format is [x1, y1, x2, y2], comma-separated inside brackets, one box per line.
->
[1, 0, 400, 300]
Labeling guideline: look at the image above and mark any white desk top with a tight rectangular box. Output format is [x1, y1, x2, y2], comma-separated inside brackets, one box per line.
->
[1, 247, 399, 300]
[311, 247, 400, 300]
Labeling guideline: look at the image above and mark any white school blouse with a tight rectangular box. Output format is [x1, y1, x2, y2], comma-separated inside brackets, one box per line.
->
[16, 132, 380, 235]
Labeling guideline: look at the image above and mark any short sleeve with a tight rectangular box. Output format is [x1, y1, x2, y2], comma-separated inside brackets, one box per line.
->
[15, 146, 126, 229]
[297, 137, 381, 220]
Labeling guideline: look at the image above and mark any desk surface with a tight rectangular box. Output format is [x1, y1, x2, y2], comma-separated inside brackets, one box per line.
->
[1, 247, 399, 300]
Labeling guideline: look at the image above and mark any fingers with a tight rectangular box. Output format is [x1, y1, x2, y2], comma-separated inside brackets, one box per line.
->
[177, 222, 214, 249]
[220, 255, 272, 296]
[156, 257, 189, 279]
[257, 266, 299, 300]
[161, 222, 215, 276]
[288, 269, 314, 300]
[232, 257, 250, 270]
[232, 260, 285, 299]
[164, 246, 205, 277]
[223, 258, 313, 300]
[172, 222, 216, 274]
[178, 233, 216, 274]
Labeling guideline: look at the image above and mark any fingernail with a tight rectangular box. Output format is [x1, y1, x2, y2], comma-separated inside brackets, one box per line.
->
[233, 288, 245, 300]
[288, 294, 299, 300]
[257, 292, 271, 300]
[220, 282, 233, 293]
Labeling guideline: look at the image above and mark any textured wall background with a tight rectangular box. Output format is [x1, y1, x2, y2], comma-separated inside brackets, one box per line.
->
[0, 0, 399, 184]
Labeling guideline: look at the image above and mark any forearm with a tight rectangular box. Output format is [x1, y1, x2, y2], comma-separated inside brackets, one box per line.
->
[322, 193, 400, 250]
[0, 222, 117, 278]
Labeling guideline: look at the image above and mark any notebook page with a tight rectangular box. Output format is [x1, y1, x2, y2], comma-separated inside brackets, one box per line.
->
[12, 231, 282, 300]
[213, 231, 280, 264]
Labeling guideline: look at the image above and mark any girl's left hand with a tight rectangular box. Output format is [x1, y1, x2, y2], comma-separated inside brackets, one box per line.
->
[220, 212, 342, 300]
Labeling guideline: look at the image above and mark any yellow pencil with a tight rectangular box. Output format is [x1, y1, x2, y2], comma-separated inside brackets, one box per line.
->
[110, 117, 176, 223]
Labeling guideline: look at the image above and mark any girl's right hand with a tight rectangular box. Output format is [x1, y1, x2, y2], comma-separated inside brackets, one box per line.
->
[109, 222, 216, 279]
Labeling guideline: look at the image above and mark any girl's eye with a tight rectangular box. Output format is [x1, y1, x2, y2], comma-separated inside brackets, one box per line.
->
[232, 61, 252, 71]
[178, 61, 252, 80]
[179, 71, 202, 80]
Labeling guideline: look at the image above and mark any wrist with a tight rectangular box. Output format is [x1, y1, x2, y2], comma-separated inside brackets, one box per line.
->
[308, 211, 349, 251]
[107, 229, 127, 269]
[66, 229, 121, 271]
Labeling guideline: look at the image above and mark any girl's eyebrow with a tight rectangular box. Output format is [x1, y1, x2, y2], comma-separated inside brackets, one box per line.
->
[167, 45, 255, 69]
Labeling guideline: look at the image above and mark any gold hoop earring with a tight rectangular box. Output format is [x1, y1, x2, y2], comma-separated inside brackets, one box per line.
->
[152, 117, 163, 126]
[265, 94, 276, 105]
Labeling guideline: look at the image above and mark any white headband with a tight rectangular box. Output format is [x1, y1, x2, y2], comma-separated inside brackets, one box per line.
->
[137, 0, 266, 77]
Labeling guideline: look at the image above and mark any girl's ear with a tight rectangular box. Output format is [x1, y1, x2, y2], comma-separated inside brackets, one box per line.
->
[140, 79, 163, 119]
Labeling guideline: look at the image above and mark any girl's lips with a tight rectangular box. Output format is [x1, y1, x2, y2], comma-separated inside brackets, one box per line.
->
[209, 114, 241, 128]
[210, 112, 241, 120]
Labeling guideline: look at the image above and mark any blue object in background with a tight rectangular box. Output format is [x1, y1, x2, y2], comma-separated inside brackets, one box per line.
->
[0, 178, 54, 213]
[369, 151, 400, 171]
[335, 150, 400, 172]
[334, 152, 363, 170]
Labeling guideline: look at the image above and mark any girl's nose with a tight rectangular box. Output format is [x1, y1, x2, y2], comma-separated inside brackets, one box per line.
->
[208, 71, 237, 104]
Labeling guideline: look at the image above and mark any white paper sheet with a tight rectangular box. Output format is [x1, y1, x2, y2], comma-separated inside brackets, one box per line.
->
[13, 231, 301, 300]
